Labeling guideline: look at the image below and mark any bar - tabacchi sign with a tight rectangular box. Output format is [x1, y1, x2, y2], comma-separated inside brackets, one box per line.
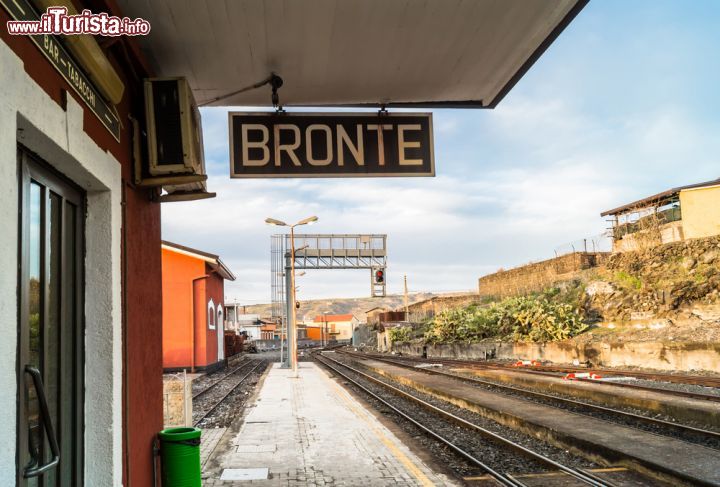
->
[229, 112, 434, 178]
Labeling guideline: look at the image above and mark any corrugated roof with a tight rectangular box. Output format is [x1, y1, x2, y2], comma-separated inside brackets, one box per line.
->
[600, 178, 720, 217]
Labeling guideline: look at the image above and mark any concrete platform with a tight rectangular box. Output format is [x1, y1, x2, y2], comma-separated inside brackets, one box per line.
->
[201, 428, 227, 467]
[360, 358, 720, 487]
[202, 362, 457, 486]
[451, 365, 720, 427]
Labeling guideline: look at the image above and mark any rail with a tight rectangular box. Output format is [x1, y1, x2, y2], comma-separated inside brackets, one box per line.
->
[315, 352, 611, 487]
[193, 360, 267, 427]
[192, 358, 255, 401]
[339, 351, 720, 449]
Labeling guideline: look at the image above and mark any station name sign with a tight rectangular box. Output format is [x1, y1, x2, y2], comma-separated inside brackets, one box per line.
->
[229, 112, 434, 178]
[0, 0, 121, 141]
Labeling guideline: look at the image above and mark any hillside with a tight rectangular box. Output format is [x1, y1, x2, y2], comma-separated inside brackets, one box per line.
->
[242, 292, 443, 322]
[420, 235, 720, 346]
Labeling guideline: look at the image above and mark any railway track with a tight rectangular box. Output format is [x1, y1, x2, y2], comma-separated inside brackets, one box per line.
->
[360, 352, 720, 403]
[193, 359, 267, 427]
[339, 350, 720, 449]
[315, 352, 621, 487]
[192, 358, 257, 401]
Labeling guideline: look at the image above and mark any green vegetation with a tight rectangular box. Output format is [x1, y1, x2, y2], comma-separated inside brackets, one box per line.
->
[424, 292, 587, 344]
[614, 271, 642, 290]
[388, 325, 413, 343]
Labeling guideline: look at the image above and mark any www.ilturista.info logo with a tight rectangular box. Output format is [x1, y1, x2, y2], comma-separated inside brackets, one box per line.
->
[7, 6, 151, 36]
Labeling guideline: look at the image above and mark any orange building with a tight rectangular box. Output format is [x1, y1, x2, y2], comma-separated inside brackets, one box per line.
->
[162, 241, 236, 371]
[313, 314, 360, 341]
[306, 326, 323, 341]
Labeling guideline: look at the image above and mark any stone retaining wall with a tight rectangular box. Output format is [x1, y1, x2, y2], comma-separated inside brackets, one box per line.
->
[406, 294, 481, 322]
[478, 252, 608, 299]
[392, 340, 720, 373]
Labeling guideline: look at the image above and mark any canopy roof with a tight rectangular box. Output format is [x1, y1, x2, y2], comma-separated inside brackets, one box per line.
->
[601, 178, 720, 217]
[161, 240, 236, 281]
[117, 0, 586, 108]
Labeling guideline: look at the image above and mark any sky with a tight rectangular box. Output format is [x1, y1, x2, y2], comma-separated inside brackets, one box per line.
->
[162, 0, 720, 305]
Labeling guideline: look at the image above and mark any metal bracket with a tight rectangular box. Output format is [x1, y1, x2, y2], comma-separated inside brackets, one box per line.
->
[270, 73, 285, 113]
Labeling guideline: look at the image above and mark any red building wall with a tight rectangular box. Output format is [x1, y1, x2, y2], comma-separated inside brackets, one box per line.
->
[162, 251, 226, 370]
[1, 3, 163, 485]
[203, 264, 226, 366]
[162, 249, 205, 368]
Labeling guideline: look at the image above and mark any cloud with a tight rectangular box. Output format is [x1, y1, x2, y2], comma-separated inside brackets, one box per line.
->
[163, 3, 720, 304]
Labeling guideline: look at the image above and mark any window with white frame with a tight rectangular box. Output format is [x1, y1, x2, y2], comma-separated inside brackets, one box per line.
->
[208, 299, 216, 329]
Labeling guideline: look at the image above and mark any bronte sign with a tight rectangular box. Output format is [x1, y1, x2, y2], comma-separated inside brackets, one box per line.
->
[229, 112, 434, 178]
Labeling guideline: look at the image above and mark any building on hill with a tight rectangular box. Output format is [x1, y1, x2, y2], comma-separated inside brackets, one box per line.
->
[162, 241, 236, 372]
[313, 314, 360, 342]
[602, 178, 720, 252]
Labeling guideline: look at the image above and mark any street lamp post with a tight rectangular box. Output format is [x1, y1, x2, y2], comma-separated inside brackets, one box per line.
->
[266, 216, 318, 376]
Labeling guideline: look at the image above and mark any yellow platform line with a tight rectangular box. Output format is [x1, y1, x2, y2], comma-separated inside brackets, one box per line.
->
[323, 370, 436, 487]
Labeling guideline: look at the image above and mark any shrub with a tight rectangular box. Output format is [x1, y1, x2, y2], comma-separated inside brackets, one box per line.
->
[615, 271, 642, 290]
[388, 325, 413, 343]
[424, 295, 587, 344]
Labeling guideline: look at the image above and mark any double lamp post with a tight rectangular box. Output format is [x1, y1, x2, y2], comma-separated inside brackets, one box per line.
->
[265, 215, 318, 376]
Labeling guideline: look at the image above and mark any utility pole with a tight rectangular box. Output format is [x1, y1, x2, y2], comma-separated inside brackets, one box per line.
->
[404, 275, 409, 317]
[322, 311, 329, 347]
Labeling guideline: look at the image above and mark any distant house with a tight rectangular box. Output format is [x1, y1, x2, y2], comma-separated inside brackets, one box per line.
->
[602, 178, 720, 252]
[234, 314, 263, 340]
[297, 321, 322, 341]
[365, 307, 389, 329]
[313, 314, 359, 342]
[161, 241, 236, 371]
[260, 319, 279, 340]
[224, 303, 253, 333]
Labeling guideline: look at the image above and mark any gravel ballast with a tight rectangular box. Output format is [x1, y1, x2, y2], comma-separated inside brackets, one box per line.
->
[317, 353, 600, 480]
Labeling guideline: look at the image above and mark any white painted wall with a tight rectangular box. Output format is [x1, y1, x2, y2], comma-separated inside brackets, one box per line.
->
[0, 40, 123, 486]
[239, 324, 262, 340]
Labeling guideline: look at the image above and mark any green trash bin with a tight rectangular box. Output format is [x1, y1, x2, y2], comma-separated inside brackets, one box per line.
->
[159, 427, 202, 487]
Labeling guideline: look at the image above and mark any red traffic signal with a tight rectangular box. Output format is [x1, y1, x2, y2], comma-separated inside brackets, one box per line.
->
[374, 269, 384, 284]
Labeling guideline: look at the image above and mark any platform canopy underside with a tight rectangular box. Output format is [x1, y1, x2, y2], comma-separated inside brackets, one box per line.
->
[117, 0, 586, 108]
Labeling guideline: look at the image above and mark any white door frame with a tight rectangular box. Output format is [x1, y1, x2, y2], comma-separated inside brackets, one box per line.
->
[217, 306, 224, 361]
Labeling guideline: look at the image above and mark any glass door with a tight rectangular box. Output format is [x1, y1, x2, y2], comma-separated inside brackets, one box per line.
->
[17, 148, 84, 487]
